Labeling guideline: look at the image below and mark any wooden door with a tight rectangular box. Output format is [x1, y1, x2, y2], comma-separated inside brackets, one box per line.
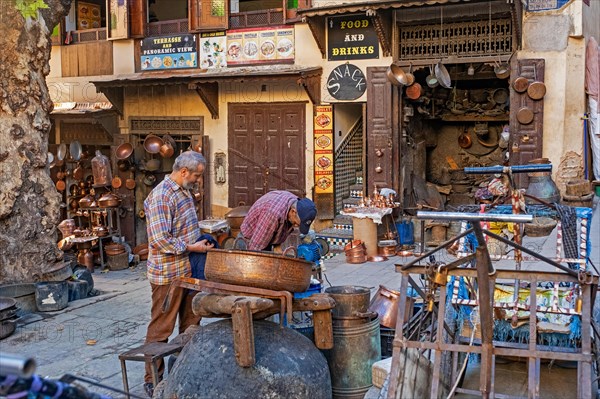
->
[366, 67, 394, 192]
[228, 103, 306, 207]
[129, 0, 147, 38]
[189, 0, 229, 32]
[509, 59, 545, 189]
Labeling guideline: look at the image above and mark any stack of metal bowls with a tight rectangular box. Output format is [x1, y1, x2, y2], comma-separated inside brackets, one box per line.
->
[0, 297, 18, 340]
[344, 240, 366, 264]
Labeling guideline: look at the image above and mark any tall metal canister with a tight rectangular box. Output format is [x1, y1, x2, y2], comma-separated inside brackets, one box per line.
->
[324, 286, 381, 399]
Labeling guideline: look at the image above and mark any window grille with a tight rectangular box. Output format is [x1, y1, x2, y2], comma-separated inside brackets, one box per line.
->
[399, 18, 512, 60]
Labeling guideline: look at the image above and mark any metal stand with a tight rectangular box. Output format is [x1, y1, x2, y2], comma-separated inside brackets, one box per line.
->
[163, 277, 335, 367]
[387, 211, 597, 399]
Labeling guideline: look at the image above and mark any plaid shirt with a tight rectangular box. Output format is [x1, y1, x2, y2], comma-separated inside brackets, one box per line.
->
[144, 175, 200, 285]
[240, 191, 297, 251]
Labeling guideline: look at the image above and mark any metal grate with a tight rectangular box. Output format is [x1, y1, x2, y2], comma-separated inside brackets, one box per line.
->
[399, 18, 512, 60]
[229, 9, 284, 29]
[148, 19, 189, 36]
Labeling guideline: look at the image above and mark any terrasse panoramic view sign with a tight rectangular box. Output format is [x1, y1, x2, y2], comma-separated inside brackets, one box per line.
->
[140, 34, 198, 71]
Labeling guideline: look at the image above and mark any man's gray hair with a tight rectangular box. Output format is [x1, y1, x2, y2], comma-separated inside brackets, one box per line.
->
[173, 151, 206, 172]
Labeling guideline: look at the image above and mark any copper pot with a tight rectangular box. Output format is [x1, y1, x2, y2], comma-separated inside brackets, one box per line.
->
[98, 192, 121, 208]
[368, 285, 414, 329]
[115, 142, 134, 160]
[77, 249, 95, 271]
[144, 134, 164, 154]
[133, 243, 149, 260]
[78, 194, 95, 208]
[58, 219, 76, 238]
[225, 205, 251, 236]
[93, 226, 109, 237]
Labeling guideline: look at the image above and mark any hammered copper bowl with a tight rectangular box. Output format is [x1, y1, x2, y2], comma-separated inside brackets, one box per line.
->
[133, 243, 149, 260]
[144, 135, 164, 154]
[115, 142, 134, 160]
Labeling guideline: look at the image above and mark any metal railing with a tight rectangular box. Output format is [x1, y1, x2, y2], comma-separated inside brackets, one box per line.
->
[148, 19, 189, 36]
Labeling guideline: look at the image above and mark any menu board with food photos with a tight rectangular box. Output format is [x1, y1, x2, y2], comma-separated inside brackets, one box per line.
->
[77, 2, 101, 30]
[226, 26, 294, 66]
[200, 31, 227, 69]
[314, 106, 334, 194]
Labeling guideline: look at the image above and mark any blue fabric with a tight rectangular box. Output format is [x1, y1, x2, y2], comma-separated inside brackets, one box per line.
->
[189, 234, 219, 280]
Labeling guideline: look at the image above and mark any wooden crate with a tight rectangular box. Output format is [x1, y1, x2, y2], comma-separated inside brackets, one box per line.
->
[107, 252, 129, 271]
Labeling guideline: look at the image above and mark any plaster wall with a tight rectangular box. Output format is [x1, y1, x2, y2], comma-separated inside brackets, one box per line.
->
[521, 2, 587, 190]
[582, 0, 600, 40]
[113, 41, 136, 74]
[333, 103, 362, 150]
[47, 76, 108, 103]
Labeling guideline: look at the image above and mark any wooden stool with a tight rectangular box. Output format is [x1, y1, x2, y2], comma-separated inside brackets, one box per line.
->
[118, 342, 183, 398]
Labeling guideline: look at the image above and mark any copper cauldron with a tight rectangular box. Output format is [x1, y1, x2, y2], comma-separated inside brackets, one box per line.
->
[204, 249, 313, 293]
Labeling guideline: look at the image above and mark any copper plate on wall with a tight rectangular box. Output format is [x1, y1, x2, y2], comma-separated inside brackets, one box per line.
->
[513, 76, 529, 93]
[517, 107, 534, 125]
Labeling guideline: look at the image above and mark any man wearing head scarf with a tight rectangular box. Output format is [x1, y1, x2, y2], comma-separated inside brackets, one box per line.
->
[239, 191, 317, 251]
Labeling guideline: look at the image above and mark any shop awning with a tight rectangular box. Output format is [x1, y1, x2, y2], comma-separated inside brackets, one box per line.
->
[92, 66, 323, 119]
[297, 0, 476, 17]
[51, 102, 115, 115]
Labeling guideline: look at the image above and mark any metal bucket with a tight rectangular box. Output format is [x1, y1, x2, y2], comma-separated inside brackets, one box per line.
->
[324, 286, 371, 318]
[325, 316, 381, 399]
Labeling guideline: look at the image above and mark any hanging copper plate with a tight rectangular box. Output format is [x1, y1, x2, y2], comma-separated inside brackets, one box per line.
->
[56, 180, 66, 191]
[125, 177, 136, 190]
[112, 176, 122, 189]
[513, 77, 529, 93]
[527, 81, 546, 100]
[405, 83, 422, 100]
[517, 107, 534, 125]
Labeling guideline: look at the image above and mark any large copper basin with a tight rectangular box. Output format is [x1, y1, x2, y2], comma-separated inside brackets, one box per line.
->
[204, 249, 313, 293]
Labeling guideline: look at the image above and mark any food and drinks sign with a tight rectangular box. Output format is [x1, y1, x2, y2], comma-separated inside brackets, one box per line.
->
[327, 14, 379, 61]
[141, 34, 197, 71]
[226, 26, 295, 66]
[314, 106, 334, 194]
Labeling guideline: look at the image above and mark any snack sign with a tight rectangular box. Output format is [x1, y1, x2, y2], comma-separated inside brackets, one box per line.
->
[314, 106, 334, 194]
[141, 34, 197, 71]
[226, 26, 295, 66]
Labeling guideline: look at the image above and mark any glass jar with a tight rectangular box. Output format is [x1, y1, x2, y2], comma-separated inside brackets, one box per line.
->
[91, 150, 112, 187]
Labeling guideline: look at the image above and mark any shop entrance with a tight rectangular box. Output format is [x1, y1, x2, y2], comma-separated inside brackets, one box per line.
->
[228, 102, 306, 207]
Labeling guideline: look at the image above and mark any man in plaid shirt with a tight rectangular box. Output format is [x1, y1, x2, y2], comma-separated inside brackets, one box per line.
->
[142, 151, 214, 396]
[240, 190, 317, 251]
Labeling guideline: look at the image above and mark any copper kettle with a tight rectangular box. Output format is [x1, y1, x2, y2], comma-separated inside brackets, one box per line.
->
[77, 248, 95, 272]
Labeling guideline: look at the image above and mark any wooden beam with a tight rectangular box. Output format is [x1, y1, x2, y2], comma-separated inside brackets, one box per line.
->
[298, 73, 321, 105]
[370, 9, 393, 57]
[304, 15, 326, 58]
[190, 82, 219, 119]
[97, 87, 123, 116]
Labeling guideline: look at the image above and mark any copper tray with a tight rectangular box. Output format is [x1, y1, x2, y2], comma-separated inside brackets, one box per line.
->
[204, 249, 313, 293]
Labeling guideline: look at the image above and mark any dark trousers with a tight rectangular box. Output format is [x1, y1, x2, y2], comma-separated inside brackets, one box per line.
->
[144, 283, 201, 383]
